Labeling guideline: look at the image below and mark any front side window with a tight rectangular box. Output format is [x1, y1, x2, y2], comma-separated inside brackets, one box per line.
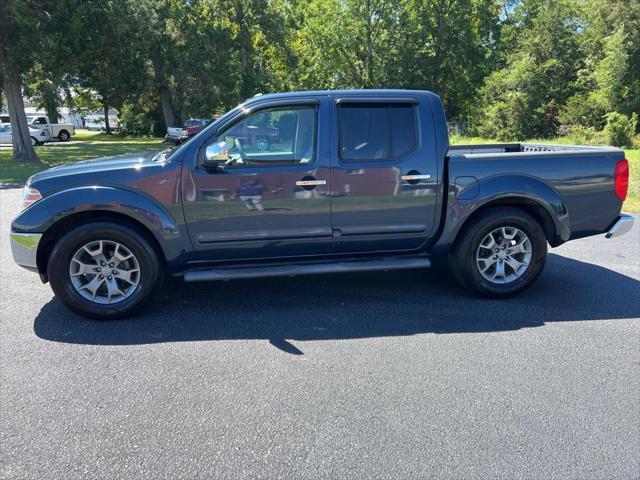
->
[339, 103, 418, 161]
[220, 106, 316, 166]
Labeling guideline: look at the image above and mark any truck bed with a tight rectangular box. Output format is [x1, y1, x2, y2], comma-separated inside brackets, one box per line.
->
[449, 143, 620, 155]
[442, 143, 626, 247]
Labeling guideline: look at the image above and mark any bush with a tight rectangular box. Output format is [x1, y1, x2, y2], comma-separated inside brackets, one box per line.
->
[603, 112, 638, 147]
[559, 93, 608, 130]
[556, 125, 606, 145]
[118, 99, 165, 137]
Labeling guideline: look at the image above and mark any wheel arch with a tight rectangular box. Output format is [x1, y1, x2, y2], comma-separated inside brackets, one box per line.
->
[456, 198, 558, 247]
[36, 211, 167, 280]
[431, 175, 572, 255]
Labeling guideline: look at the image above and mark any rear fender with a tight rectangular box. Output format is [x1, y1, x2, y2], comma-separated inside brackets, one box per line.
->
[431, 175, 570, 254]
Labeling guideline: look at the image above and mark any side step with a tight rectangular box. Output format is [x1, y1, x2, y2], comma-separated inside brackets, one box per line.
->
[183, 257, 431, 283]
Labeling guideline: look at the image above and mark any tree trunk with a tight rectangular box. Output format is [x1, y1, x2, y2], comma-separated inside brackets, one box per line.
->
[44, 99, 59, 124]
[159, 86, 176, 128]
[103, 102, 111, 135]
[0, 46, 38, 162]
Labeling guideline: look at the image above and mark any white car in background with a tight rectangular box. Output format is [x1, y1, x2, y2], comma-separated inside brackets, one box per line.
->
[0, 124, 50, 146]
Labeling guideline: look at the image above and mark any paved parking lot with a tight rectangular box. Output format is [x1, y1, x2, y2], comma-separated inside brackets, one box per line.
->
[1, 186, 639, 479]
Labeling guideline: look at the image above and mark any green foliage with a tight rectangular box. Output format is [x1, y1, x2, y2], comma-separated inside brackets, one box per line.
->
[2, 0, 639, 149]
[118, 96, 165, 137]
[603, 112, 638, 148]
[559, 93, 607, 131]
[474, 0, 583, 140]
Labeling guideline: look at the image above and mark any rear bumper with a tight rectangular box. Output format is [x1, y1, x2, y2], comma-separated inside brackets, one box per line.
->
[10, 232, 42, 271]
[605, 214, 634, 239]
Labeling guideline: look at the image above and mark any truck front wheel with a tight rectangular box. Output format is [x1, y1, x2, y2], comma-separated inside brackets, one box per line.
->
[47, 222, 162, 319]
[449, 207, 547, 297]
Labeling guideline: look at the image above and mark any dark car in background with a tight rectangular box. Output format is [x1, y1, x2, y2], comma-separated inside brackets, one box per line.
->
[165, 118, 211, 144]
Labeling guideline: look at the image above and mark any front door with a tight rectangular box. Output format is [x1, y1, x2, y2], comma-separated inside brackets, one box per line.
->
[182, 98, 332, 262]
[329, 96, 439, 253]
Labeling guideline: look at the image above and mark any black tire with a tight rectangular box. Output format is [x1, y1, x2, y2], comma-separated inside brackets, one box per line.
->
[449, 207, 548, 297]
[58, 130, 70, 142]
[47, 222, 163, 319]
[30, 136, 41, 146]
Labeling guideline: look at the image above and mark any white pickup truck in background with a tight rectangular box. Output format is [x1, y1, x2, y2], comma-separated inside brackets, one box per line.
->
[26, 115, 75, 142]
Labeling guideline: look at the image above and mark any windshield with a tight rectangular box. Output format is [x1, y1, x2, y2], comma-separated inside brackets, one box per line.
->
[184, 120, 203, 127]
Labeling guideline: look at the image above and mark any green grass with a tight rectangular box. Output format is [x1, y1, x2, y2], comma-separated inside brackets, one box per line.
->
[624, 150, 640, 212]
[0, 129, 163, 184]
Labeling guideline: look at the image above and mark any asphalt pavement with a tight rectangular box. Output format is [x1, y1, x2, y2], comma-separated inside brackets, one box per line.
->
[1, 187, 639, 479]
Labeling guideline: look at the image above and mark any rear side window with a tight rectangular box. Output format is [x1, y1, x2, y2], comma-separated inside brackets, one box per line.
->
[339, 103, 417, 161]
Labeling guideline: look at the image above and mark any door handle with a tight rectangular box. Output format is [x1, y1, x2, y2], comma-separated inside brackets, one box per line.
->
[296, 179, 327, 186]
[401, 172, 431, 185]
[296, 177, 326, 191]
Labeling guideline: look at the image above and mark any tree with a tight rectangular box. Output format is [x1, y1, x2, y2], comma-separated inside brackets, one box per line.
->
[474, 0, 583, 139]
[0, 0, 45, 162]
[65, 0, 148, 134]
[23, 62, 64, 122]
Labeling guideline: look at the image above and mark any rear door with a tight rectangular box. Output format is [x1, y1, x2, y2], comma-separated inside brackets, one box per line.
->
[181, 96, 333, 261]
[329, 95, 439, 253]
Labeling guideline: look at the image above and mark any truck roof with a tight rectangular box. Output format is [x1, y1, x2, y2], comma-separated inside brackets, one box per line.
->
[243, 89, 439, 105]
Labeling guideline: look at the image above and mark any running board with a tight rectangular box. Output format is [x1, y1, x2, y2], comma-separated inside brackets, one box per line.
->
[183, 257, 431, 283]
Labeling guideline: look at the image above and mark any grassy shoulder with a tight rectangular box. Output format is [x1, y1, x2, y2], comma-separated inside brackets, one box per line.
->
[0, 130, 163, 184]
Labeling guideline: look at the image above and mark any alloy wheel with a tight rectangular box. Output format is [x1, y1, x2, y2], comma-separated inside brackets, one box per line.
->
[69, 240, 141, 304]
[475, 226, 532, 284]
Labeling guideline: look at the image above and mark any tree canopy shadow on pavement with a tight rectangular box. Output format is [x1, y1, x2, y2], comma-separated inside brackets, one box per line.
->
[34, 254, 640, 353]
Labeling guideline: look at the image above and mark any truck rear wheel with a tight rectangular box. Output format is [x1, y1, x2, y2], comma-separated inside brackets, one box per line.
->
[58, 130, 70, 142]
[449, 207, 547, 297]
[47, 222, 162, 319]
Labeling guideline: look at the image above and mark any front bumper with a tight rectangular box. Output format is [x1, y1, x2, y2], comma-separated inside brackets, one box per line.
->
[605, 214, 634, 239]
[10, 232, 42, 271]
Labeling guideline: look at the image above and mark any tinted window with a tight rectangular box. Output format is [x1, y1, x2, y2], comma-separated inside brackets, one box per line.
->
[219, 106, 316, 166]
[339, 103, 417, 161]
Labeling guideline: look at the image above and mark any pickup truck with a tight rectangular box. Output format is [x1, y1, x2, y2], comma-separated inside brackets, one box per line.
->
[10, 89, 633, 319]
[26, 115, 75, 142]
[165, 118, 211, 144]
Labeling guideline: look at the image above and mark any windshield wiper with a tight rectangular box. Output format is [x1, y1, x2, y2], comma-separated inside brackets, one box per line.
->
[152, 147, 176, 162]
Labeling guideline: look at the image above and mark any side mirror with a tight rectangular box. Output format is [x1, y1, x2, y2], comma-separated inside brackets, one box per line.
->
[203, 141, 229, 167]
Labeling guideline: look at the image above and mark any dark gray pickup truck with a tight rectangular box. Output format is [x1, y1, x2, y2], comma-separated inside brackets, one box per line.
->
[10, 89, 633, 319]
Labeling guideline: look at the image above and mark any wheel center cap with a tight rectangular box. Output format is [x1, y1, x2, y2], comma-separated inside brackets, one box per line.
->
[498, 250, 508, 260]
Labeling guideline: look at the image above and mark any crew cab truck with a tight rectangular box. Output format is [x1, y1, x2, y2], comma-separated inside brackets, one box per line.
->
[10, 90, 633, 319]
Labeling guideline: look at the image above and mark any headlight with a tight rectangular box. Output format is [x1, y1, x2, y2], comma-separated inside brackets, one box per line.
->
[20, 186, 42, 210]
[181, 129, 189, 137]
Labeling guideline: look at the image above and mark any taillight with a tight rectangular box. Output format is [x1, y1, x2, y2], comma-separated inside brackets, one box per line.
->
[20, 187, 42, 210]
[615, 159, 629, 201]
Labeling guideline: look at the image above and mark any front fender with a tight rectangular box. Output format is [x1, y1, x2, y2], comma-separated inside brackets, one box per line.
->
[11, 185, 185, 263]
[432, 174, 571, 253]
